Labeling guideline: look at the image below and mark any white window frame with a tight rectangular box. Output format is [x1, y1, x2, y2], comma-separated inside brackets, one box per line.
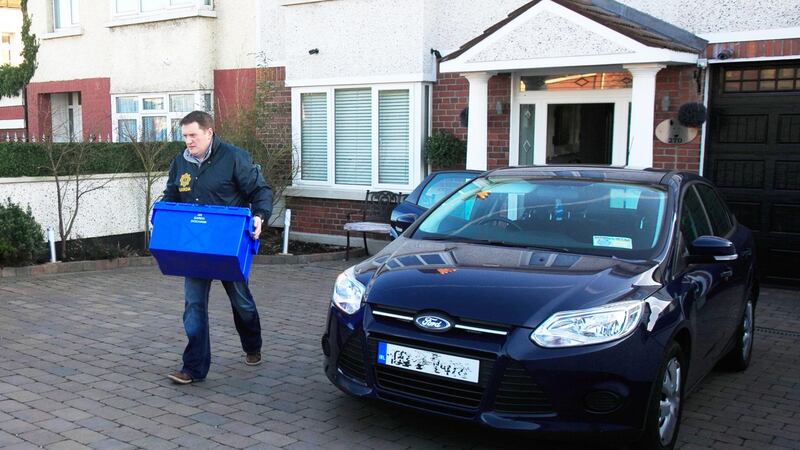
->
[291, 83, 425, 196]
[0, 33, 12, 66]
[52, 0, 80, 31]
[112, 91, 212, 143]
[509, 73, 632, 167]
[109, 0, 214, 26]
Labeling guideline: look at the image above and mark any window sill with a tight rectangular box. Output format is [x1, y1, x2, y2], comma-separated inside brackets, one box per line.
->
[106, 8, 216, 28]
[285, 185, 369, 201]
[280, 0, 331, 5]
[41, 27, 83, 40]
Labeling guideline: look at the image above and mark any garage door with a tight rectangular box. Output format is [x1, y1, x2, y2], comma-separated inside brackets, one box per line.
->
[705, 62, 800, 286]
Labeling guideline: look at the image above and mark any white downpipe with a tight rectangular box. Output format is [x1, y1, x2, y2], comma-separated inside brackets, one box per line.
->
[281, 209, 291, 255]
[47, 228, 57, 263]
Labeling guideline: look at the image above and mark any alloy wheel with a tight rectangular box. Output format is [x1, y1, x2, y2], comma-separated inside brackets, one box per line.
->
[742, 300, 754, 361]
[658, 357, 681, 445]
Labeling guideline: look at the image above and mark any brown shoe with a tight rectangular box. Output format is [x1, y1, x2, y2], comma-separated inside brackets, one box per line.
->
[167, 371, 195, 384]
[245, 352, 262, 366]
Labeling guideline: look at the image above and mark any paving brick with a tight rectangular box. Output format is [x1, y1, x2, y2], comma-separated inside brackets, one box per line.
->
[0, 265, 796, 450]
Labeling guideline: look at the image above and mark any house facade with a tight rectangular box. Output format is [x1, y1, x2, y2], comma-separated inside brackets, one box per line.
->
[253, 0, 799, 284]
[24, 0, 800, 283]
[26, 0, 258, 143]
[0, 0, 25, 139]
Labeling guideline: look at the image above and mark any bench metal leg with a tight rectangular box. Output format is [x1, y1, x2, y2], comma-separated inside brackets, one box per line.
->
[363, 233, 369, 256]
[346, 231, 351, 261]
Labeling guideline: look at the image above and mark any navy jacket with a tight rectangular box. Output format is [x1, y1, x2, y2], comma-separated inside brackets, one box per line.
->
[162, 135, 273, 221]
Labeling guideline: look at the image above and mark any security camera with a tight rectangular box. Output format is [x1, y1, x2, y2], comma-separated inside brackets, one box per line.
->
[308, 48, 319, 55]
[716, 48, 733, 60]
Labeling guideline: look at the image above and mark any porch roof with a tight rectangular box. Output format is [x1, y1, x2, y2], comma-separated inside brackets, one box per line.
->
[440, 0, 707, 73]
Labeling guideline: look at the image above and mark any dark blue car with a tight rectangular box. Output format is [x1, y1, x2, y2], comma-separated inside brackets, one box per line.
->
[322, 167, 758, 450]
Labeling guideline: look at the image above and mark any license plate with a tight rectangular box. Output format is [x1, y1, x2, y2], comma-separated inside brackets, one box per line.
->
[377, 342, 480, 384]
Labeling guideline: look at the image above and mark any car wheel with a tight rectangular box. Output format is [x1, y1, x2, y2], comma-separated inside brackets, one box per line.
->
[631, 342, 685, 450]
[722, 296, 755, 371]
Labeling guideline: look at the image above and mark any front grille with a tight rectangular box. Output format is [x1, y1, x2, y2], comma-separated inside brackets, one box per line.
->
[337, 333, 366, 383]
[493, 361, 554, 414]
[369, 336, 495, 410]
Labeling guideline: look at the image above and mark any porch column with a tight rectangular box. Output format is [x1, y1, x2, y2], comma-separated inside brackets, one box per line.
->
[624, 64, 665, 168]
[464, 72, 492, 171]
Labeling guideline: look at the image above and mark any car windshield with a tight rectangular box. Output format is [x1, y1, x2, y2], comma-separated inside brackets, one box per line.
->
[413, 176, 669, 260]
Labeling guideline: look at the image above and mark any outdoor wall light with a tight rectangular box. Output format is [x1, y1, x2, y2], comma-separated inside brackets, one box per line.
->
[661, 95, 670, 112]
[716, 48, 733, 60]
[495, 100, 504, 114]
[430, 48, 442, 58]
[308, 48, 319, 55]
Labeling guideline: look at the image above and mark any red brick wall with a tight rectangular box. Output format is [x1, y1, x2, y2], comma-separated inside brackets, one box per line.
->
[257, 67, 291, 151]
[0, 105, 24, 121]
[213, 68, 257, 127]
[0, 105, 25, 141]
[25, 78, 111, 141]
[287, 196, 377, 238]
[487, 74, 511, 170]
[652, 66, 704, 172]
[706, 38, 800, 59]
[432, 72, 468, 143]
[431, 73, 511, 170]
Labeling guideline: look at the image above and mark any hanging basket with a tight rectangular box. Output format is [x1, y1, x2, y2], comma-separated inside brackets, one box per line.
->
[677, 103, 707, 128]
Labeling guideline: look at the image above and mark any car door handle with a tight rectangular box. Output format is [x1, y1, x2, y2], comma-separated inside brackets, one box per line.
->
[721, 269, 734, 281]
[741, 249, 752, 258]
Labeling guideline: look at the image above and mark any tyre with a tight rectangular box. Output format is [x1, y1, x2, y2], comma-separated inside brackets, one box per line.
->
[631, 342, 685, 450]
[721, 296, 755, 371]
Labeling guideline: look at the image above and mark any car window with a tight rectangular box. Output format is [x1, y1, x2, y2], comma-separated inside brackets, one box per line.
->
[413, 177, 669, 260]
[417, 173, 476, 209]
[680, 186, 712, 243]
[695, 184, 734, 237]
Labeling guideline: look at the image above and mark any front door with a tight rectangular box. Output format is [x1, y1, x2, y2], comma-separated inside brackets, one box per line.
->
[705, 62, 800, 286]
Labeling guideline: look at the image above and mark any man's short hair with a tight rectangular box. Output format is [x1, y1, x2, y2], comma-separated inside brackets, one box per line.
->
[180, 111, 215, 130]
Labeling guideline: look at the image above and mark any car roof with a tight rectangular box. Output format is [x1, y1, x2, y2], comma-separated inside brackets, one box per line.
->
[483, 165, 703, 186]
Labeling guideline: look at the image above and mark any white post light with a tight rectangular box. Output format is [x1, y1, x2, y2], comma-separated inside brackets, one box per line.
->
[47, 228, 57, 263]
[281, 209, 291, 255]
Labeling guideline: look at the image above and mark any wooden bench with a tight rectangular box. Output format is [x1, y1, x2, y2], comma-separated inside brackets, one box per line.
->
[343, 190, 402, 260]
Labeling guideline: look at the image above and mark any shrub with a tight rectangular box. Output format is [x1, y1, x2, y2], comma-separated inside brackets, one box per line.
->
[0, 141, 183, 178]
[0, 198, 46, 267]
[425, 130, 466, 168]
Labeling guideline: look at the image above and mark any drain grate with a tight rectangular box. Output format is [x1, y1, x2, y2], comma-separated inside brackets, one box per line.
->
[755, 326, 800, 338]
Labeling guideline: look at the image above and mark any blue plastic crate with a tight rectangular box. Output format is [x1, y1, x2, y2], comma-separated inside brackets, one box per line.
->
[149, 202, 260, 282]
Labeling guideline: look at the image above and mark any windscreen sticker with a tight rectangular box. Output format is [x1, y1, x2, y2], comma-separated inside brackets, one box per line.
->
[593, 235, 633, 249]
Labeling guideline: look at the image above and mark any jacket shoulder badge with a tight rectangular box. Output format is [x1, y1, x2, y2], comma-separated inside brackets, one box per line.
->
[179, 173, 191, 192]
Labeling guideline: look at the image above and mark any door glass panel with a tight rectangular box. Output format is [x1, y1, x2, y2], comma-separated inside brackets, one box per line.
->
[546, 104, 613, 165]
[518, 71, 632, 92]
[518, 104, 535, 165]
[680, 187, 712, 243]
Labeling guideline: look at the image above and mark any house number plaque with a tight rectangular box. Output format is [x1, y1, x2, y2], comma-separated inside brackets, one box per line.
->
[655, 119, 698, 144]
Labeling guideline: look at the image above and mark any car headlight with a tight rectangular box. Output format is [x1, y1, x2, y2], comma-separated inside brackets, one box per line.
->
[331, 267, 366, 315]
[531, 300, 644, 348]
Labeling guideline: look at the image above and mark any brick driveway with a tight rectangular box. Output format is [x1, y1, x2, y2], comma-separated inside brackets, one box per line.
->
[0, 261, 797, 450]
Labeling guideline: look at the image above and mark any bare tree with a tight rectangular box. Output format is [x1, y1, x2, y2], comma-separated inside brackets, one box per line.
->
[119, 125, 173, 249]
[215, 68, 298, 227]
[39, 122, 118, 258]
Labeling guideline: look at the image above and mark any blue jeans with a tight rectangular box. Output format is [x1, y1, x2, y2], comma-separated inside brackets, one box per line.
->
[182, 277, 262, 379]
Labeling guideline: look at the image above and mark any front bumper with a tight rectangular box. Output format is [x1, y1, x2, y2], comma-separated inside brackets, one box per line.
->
[322, 304, 671, 440]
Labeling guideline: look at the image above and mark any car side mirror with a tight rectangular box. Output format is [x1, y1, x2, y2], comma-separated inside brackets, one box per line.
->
[393, 213, 418, 235]
[687, 235, 737, 263]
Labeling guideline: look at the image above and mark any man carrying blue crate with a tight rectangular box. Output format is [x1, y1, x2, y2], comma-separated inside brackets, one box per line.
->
[162, 111, 272, 385]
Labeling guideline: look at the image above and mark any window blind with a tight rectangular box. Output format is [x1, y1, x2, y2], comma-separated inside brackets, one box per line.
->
[378, 90, 409, 184]
[335, 89, 372, 185]
[300, 93, 328, 181]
